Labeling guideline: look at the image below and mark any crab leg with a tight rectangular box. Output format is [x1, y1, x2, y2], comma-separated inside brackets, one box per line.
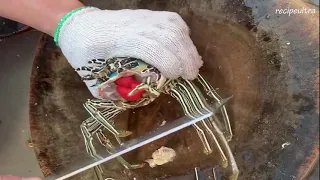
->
[81, 116, 104, 159]
[208, 116, 239, 180]
[80, 118, 104, 175]
[81, 118, 143, 175]
[170, 89, 212, 155]
[84, 101, 121, 134]
[169, 79, 239, 179]
[172, 84, 216, 155]
[175, 81, 228, 166]
[194, 76, 238, 179]
[84, 100, 131, 144]
[83, 108, 131, 137]
[96, 130, 145, 169]
[197, 74, 233, 141]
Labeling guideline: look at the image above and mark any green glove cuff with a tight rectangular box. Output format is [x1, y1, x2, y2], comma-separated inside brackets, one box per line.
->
[53, 6, 91, 46]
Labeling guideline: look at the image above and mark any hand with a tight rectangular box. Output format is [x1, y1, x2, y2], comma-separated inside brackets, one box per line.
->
[56, 7, 203, 98]
[0, 175, 41, 180]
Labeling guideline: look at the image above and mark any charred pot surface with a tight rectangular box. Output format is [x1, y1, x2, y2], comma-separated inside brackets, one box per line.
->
[77, 57, 238, 179]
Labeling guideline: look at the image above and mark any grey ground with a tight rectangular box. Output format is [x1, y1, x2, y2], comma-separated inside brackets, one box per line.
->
[0, 31, 43, 178]
[0, 31, 318, 179]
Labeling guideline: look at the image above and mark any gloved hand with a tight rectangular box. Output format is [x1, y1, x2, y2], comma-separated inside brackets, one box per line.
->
[55, 7, 203, 98]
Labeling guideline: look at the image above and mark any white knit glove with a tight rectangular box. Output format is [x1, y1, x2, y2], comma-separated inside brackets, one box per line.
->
[55, 7, 203, 98]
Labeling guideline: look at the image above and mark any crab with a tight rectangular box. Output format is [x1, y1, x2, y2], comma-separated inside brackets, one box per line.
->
[76, 57, 239, 179]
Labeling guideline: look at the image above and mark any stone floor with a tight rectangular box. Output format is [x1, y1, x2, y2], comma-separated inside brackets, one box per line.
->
[0, 31, 43, 178]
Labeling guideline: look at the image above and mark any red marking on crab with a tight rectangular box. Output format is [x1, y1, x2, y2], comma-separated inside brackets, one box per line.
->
[115, 76, 145, 101]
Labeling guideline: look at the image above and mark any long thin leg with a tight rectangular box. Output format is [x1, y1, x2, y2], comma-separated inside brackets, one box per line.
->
[84, 100, 131, 144]
[212, 167, 222, 180]
[83, 108, 132, 138]
[93, 166, 104, 180]
[96, 130, 145, 169]
[197, 74, 233, 141]
[186, 79, 238, 178]
[170, 88, 212, 154]
[80, 119, 103, 159]
[80, 119, 104, 175]
[167, 79, 238, 179]
[173, 81, 228, 166]
[81, 100, 139, 172]
[80, 119, 144, 174]
[174, 84, 221, 156]
[209, 118, 239, 179]
[191, 76, 238, 179]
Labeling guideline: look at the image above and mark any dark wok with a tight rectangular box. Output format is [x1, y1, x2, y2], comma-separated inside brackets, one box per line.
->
[29, 0, 319, 179]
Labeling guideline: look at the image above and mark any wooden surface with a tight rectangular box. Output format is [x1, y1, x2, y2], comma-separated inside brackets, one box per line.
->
[29, 0, 319, 179]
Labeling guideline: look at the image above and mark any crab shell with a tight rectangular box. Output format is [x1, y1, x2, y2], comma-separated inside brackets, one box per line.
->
[82, 57, 167, 102]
